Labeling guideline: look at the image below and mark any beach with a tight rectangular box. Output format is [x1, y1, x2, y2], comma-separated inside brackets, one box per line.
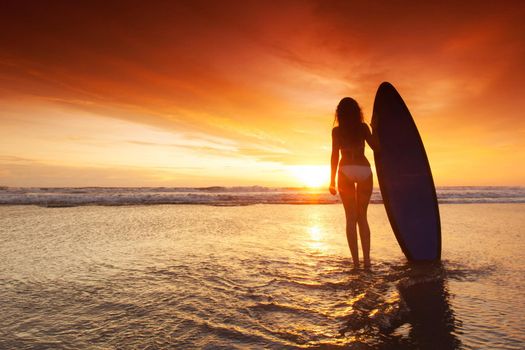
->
[2, 1, 525, 349]
[1, 201, 524, 349]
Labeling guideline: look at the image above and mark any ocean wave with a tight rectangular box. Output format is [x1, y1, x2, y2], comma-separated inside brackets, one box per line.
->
[0, 186, 524, 207]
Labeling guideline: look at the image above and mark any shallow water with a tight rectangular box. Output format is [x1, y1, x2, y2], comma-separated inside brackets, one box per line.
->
[0, 204, 524, 349]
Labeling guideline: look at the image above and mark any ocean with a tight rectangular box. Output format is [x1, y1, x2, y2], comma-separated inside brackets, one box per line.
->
[0, 187, 524, 349]
[1, 186, 525, 206]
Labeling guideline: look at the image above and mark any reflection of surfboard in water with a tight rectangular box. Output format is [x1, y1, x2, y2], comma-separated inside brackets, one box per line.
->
[372, 82, 441, 261]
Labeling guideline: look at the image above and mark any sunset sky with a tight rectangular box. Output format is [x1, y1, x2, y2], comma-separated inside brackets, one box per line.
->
[1, 1, 524, 187]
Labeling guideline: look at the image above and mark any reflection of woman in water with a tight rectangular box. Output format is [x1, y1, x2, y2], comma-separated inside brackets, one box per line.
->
[329, 97, 377, 268]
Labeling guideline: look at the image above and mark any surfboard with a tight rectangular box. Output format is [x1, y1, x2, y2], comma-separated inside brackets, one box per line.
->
[372, 82, 441, 261]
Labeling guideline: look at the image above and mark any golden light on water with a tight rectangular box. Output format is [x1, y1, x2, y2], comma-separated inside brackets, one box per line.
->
[307, 225, 327, 252]
[309, 226, 322, 241]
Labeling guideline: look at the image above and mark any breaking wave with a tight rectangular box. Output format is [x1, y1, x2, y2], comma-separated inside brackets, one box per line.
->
[0, 186, 524, 207]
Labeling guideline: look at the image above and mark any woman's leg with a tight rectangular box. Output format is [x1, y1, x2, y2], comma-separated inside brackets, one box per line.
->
[356, 175, 373, 267]
[339, 176, 359, 267]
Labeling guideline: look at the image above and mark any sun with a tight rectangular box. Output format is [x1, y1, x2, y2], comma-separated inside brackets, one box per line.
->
[289, 165, 330, 188]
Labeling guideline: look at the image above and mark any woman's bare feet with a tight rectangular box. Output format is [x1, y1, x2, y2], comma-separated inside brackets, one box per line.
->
[363, 259, 371, 269]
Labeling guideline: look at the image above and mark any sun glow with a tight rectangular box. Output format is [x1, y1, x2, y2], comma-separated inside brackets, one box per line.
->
[289, 165, 330, 188]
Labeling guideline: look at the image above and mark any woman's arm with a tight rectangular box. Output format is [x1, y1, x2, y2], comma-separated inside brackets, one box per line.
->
[364, 123, 379, 151]
[330, 128, 339, 194]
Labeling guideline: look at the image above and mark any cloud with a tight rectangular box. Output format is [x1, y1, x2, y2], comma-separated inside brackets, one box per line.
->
[0, 155, 38, 163]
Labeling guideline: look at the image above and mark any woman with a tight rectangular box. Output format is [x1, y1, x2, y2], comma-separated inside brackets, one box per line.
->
[329, 97, 377, 268]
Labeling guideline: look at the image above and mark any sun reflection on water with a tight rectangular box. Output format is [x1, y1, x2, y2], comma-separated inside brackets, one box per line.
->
[307, 225, 327, 252]
[309, 226, 322, 240]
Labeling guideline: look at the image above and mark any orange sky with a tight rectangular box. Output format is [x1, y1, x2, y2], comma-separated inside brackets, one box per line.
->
[1, 1, 524, 187]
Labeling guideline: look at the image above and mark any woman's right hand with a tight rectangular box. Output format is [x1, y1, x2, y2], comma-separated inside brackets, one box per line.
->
[329, 184, 337, 195]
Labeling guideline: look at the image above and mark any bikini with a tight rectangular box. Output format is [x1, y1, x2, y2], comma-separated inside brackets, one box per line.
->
[339, 164, 372, 182]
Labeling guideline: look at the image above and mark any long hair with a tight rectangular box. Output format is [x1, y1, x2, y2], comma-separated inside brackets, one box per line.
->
[334, 97, 364, 142]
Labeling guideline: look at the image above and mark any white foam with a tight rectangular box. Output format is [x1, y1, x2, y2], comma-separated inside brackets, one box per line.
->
[0, 186, 523, 207]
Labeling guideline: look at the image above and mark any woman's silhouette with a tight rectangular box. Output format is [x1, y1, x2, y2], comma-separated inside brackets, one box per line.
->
[329, 98, 377, 268]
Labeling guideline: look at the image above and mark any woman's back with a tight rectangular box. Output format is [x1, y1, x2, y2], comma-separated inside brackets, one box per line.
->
[333, 123, 370, 166]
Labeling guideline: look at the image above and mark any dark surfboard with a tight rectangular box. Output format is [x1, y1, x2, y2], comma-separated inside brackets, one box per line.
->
[372, 82, 441, 261]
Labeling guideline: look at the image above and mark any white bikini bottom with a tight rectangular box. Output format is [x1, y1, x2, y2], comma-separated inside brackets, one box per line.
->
[339, 165, 372, 182]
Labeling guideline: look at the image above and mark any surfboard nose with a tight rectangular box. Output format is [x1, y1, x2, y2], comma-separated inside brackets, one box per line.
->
[379, 81, 394, 90]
